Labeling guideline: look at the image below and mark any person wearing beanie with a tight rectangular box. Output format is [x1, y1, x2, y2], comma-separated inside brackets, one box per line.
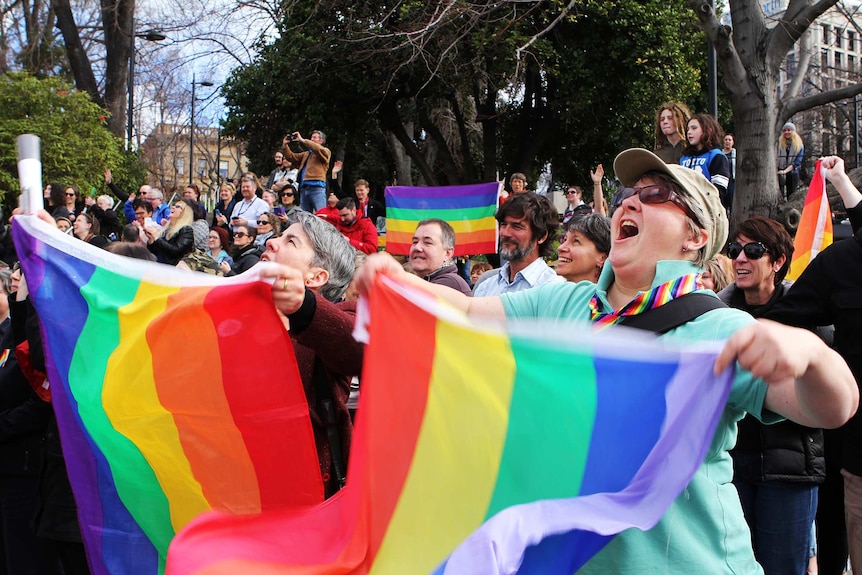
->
[778, 122, 804, 200]
[352, 148, 858, 574]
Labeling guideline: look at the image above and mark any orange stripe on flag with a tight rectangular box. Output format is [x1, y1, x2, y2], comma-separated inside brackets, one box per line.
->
[787, 159, 833, 281]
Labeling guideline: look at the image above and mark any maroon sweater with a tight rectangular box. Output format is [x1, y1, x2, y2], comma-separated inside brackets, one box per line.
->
[290, 292, 361, 497]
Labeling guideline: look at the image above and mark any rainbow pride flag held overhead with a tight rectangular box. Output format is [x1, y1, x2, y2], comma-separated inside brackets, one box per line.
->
[167, 276, 734, 575]
[787, 159, 833, 281]
[384, 182, 501, 256]
[12, 215, 324, 575]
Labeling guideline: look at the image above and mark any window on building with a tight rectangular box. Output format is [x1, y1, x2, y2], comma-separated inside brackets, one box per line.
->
[837, 30, 843, 49]
[787, 53, 797, 77]
[821, 48, 829, 70]
[850, 55, 857, 71]
[176, 158, 185, 175]
[836, 52, 843, 68]
[197, 158, 207, 176]
[849, 32, 856, 53]
[823, 24, 831, 45]
[219, 160, 229, 179]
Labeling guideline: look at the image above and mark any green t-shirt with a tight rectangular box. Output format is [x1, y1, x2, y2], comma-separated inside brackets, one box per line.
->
[501, 260, 769, 574]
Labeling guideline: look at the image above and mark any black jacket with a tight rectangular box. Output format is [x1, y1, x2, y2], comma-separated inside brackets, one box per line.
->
[148, 226, 194, 266]
[225, 244, 262, 276]
[719, 282, 825, 483]
[765, 223, 862, 475]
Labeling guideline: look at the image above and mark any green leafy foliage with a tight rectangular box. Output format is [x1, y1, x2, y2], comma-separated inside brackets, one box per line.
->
[0, 73, 133, 210]
[223, 0, 705, 191]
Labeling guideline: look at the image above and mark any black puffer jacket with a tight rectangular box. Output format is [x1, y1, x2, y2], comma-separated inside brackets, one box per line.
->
[718, 282, 826, 483]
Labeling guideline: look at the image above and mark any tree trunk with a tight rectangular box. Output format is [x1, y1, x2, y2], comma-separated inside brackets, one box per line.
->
[101, 0, 134, 138]
[688, 0, 862, 227]
[446, 91, 477, 183]
[53, 0, 103, 106]
[378, 98, 438, 186]
[385, 130, 414, 186]
[419, 99, 462, 185]
[474, 75, 498, 183]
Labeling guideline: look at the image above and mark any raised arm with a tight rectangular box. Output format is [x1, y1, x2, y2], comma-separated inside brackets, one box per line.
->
[590, 164, 606, 216]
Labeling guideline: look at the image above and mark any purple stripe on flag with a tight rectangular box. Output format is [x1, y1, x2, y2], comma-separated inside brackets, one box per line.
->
[386, 182, 499, 200]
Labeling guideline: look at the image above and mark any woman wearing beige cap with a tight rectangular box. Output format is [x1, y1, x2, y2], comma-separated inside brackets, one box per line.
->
[354, 148, 857, 573]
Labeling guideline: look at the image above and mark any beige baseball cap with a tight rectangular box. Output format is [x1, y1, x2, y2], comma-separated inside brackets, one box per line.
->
[613, 148, 728, 261]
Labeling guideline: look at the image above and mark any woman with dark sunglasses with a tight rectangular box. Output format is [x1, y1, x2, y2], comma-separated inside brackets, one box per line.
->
[718, 215, 824, 575]
[353, 148, 858, 573]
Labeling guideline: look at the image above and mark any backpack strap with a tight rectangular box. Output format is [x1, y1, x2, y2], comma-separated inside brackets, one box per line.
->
[618, 292, 727, 335]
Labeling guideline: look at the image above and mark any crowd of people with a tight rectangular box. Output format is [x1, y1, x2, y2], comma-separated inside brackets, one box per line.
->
[2, 116, 860, 575]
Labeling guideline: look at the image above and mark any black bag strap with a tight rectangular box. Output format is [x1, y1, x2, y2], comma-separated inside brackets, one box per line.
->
[312, 357, 347, 491]
[618, 292, 727, 335]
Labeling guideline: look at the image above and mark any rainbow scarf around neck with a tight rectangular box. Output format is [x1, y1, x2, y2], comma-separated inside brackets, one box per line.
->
[12, 215, 323, 575]
[166, 275, 733, 575]
[589, 272, 705, 329]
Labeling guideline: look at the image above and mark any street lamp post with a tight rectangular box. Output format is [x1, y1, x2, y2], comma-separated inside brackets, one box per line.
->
[126, 22, 166, 149]
[189, 75, 215, 185]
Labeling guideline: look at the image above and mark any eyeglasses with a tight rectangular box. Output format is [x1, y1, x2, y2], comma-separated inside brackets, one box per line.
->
[566, 190, 579, 195]
[172, 204, 184, 210]
[233, 232, 249, 238]
[65, 192, 76, 197]
[726, 241, 769, 260]
[281, 192, 294, 197]
[241, 177, 255, 182]
[613, 185, 700, 225]
[257, 220, 270, 225]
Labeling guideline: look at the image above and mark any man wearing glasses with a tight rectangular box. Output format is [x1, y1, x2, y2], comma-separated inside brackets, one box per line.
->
[229, 175, 270, 232]
[562, 186, 591, 224]
[265, 151, 291, 189]
[148, 189, 170, 226]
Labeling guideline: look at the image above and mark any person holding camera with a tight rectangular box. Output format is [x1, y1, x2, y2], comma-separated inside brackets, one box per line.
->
[282, 131, 331, 213]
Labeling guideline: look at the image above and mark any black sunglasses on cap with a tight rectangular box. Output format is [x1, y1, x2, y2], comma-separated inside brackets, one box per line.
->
[613, 184, 700, 225]
[726, 241, 769, 260]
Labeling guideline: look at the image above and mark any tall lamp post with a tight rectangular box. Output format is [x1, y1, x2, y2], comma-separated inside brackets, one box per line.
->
[189, 75, 215, 185]
[126, 22, 166, 149]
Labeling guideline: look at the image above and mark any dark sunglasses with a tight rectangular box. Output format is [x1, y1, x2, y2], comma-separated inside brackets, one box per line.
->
[233, 232, 249, 238]
[565, 190, 579, 195]
[613, 185, 700, 225]
[726, 241, 769, 260]
[281, 192, 294, 197]
[256, 220, 270, 225]
[65, 192, 76, 197]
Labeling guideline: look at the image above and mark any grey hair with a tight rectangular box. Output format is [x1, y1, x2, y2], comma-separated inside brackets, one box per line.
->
[150, 188, 164, 200]
[291, 212, 356, 302]
[417, 218, 456, 250]
[312, 130, 326, 144]
[642, 171, 709, 267]
[566, 214, 611, 256]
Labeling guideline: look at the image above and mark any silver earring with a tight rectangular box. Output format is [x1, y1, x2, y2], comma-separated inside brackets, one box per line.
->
[682, 246, 688, 252]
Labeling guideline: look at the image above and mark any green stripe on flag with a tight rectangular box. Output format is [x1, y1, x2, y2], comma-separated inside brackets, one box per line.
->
[485, 336, 597, 517]
[68, 267, 175, 554]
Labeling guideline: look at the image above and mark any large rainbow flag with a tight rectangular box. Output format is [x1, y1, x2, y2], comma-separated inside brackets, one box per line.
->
[787, 158, 833, 280]
[384, 182, 500, 256]
[12, 215, 324, 575]
[166, 276, 734, 574]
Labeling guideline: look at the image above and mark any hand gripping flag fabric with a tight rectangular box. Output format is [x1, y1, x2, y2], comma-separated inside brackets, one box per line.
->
[384, 182, 501, 256]
[12, 215, 324, 575]
[166, 275, 734, 575]
[787, 159, 833, 281]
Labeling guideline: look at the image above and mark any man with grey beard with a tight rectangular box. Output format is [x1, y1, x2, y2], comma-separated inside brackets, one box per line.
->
[473, 192, 563, 296]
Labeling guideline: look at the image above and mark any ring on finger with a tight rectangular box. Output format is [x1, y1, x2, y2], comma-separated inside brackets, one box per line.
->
[282, 278, 289, 291]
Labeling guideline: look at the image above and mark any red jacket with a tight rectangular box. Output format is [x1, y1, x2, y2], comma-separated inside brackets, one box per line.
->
[315, 206, 339, 227]
[337, 217, 378, 254]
